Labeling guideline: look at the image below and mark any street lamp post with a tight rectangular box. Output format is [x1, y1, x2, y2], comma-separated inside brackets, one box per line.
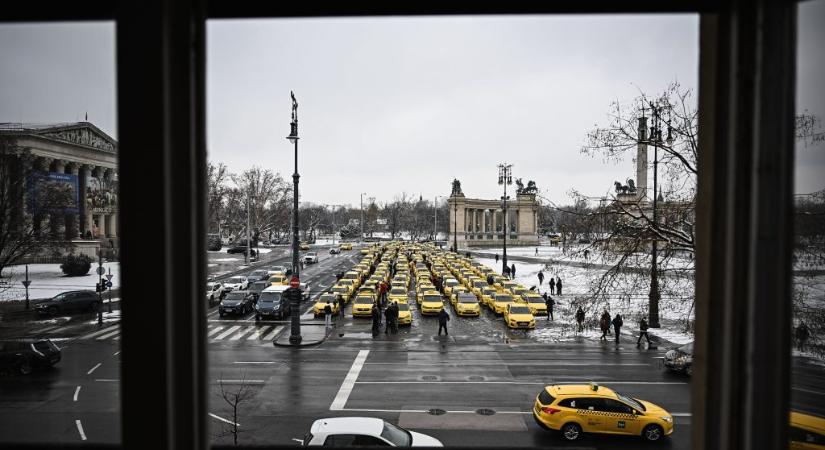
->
[646, 101, 673, 328]
[434, 196, 441, 243]
[498, 163, 513, 276]
[246, 187, 251, 264]
[360, 193, 366, 243]
[452, 197, 458, 252]
[287, 91, 302, 345]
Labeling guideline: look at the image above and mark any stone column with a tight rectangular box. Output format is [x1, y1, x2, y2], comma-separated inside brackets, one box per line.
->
[49, 160, 66, 239]
[64, 162, 80, 239]
[78, 164, 90, 237]
[481, 209, 487, 234]
[109, 211, 118, 238]
[473, 209, 478, 233]
[492, 211, 498, 236]
[97, 213, 106, 238]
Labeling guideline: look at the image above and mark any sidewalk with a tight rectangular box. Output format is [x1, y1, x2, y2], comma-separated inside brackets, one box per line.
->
[273, 323, 329, 347]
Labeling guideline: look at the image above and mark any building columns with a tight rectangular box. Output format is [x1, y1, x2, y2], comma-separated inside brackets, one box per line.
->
[65, 162, 80, 239]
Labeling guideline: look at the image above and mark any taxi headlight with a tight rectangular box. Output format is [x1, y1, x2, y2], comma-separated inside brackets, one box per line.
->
[660, 416, 673, 423]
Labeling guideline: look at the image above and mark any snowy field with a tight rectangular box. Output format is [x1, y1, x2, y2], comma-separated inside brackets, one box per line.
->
[0, 262, 121, 302]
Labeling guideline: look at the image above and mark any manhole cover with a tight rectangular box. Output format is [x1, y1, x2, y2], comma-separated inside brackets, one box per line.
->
[476, 408, 496, 416]
[468, 376, 485, 381]
[427, 408, 446, 416]
[422, 375, 438, 381]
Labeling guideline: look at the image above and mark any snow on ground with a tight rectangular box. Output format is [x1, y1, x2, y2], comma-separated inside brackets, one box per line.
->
[0, 262, 120, 301]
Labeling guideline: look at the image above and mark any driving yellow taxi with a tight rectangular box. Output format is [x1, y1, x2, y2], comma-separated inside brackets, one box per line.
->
[454, 292, 481, 317]
[339, 242, 353, 250]
[504, 304, 535, 329]
[532, 383, 674, 443]
[420, 291, 445, 315]
[396, 302, 412, 326]
[268, 274, 288, 285]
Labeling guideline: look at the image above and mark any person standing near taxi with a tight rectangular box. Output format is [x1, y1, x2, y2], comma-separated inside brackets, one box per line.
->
[337, 294, 346, 321]
[549, 277, 556, 295]
[612, 313, 624, 344]
[575, 306, 585, 332]
[323, 301, 333, 332]
[437, 308, 450, 336]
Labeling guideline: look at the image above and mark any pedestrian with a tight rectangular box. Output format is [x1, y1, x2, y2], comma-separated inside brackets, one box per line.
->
[337, 294, 346, 321]
[495, 253, 499, 263]
[538, 270, 544, 285]
[549, 277, 556, 295]
[384, 304, 393, 334]
[583, 249, 590, 260]
[637, 317, 651, 348]
[503, 266, 511, 278]
[612, 313, 624, 343]
[535, 247, 539, 256]
[324, 301, 333, 331]
[511, 264, 516, 279]
[575, 307, 585, 332]
[487, 274, 494, 286]
[437, 308, 451, 336]
[556, 277, 562, 295]
[466, 252, 471, 259]
[796, 322, 810, 352]
[371, 304, 382, 338]
[599, 311, 610, 341]
[379, 281, 388, 308]
[389, 301, 399, 334]
[545, 294, 555, 321]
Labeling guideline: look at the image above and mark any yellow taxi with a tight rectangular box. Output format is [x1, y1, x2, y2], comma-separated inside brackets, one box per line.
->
[313, 294, 341, 317]
[351, 294, 375, 318]
[388, 287, 409, 304]
[492, 293, 515, 315]
[443, 278, 461, 297]
[268, 274, 288, 285]
[522, 292, 548, 315]
[479, 287, 497, 308]
[341, 271, 362, 288]
[504, 304, 535, 329]
[511, 285, 529, 299]
[532, 383, 674, 442]
[419, 291, 445, 315]
[360, 247, 371, 255]
[470, 279, 488, 297]
[336, 279, 357, 297]
[449, 286, 470, 306]
[454, 292, 481, 317]
[396, 302, 412, 326]
[791, 411, 825, 449]
[329, 285, 351, 303]
[340, 242, 353, 251]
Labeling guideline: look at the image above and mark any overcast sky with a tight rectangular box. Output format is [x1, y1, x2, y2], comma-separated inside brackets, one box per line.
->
[1, 8, 823, 208]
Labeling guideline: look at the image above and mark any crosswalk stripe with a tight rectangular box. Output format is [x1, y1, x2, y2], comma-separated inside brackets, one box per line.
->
[33, 325, 60, 335]
[262, 326, 283, 341]
[248, 326, 273, 340]
[214, 325, 241, 340]
[207, 326, 225, 337]
[79, 325, 119, 340]
[112, 335, 120, 340]
[230, 326, 256, 340]
[97, 330, 121, 340]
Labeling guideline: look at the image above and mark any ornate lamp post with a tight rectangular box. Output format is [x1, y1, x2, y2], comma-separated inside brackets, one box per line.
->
[433, 195, 441, 243]
[287, 91, 302, 345]
[498, 163, 513, 276]
[360, 192, 367, 243]
[646, 101, 674, 328]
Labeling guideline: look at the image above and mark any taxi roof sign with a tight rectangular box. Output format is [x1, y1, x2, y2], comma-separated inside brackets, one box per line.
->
[590, 382, 599, 391]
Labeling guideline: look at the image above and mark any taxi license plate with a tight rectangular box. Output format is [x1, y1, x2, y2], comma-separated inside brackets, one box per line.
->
[518, 322, 528, 326]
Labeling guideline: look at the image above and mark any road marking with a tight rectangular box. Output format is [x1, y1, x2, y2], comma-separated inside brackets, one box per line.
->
[216, 379, 266, 384]
[215, 325, 241, 340]
[207, 309, 219, 317]
[230, 326, 255, 340]
[76, 419, 87, 440]
[262, 326, 283, 340]
[97, 330, 120, 340]
[73, 386, 81, 401]
[207, 326, 225, 337]
[233, 361, 277, 364]
[330, 350, 370, 410]
[113, 351, 120, 356]
[337, 407, 692, 417]
[34, 325, 60, 334]
[363, 362, 650, 366]
[209, 413, 241, 427]
[95, 379, 119, 382]
[248, 326, 274, 340]
[87, 363, 102, 375]
[78, 325, 119, 340]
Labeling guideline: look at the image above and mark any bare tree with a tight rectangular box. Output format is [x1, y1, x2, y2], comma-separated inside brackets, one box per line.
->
[214, 374, 257, 446]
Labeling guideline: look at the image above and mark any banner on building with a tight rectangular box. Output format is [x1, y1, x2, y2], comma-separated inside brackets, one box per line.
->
[26, 172, 79, 214]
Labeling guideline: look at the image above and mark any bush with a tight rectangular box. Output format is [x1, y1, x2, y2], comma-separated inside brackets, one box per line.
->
[61, 254, 92, 276]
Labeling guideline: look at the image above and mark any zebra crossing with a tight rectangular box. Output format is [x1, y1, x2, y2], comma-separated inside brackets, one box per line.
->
[70, 323, 284, 343]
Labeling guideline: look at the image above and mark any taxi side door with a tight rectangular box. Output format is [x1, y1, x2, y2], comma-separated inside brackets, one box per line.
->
[600, 398, 642, 435]
[560, 398, 603, 433]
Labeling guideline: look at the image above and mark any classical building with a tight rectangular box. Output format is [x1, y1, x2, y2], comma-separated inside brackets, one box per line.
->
[447, 179, 539, 249]
[1, 122, 118, 258]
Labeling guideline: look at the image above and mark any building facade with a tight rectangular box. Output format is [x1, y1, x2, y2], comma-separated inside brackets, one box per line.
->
[447, 180, 539, 248]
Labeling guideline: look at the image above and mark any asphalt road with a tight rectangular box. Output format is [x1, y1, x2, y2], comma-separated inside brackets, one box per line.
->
[0, 243, 823, 447]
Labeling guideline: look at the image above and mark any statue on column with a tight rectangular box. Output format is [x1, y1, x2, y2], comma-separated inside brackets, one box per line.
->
[451, 178, 463, 196]
[515, 178, 524, 194]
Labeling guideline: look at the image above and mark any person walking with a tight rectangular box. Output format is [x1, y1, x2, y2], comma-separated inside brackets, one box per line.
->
[324, 301, 333, 332]
[575, 307, 585, 332]
[583, 249, 590, 260]
[389, 301, 399, 334]
[545, 294, 555, 321]
[637, 317, 651, 348]
[599, 311, 611, 341]
[495, 253, 499, 263]
[537, 270, 544, 286]
[384, 304, 393, 334]
[337, 294, 346, 321]
[612, 313, 624, 344]
[511, 264, 516, 279]
[437, 308, 451, 336]
[796, 321, 810, 352]
[503, 266, 511, 278]
[556, 277, 563, 295]
[371, 304, 382, 338]
[379, 281, 388, 308]
[549, 277, 556, 295]
[535, 247, 539, 256]
[487, 274, 495, 286]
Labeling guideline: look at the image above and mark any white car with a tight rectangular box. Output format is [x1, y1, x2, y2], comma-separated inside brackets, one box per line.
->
[303, 417, 443, 447]
[304, 252, 319, 264]
[206, 281, 225, 305]
[222, 275, 248, 292]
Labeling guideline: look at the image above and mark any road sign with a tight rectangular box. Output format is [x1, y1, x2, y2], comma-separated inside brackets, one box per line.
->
[105, 274, 114, 281]
[289, 276, 300, 289]
[106, 281, 113, 288]
[97, 266, 106, 276]
[21, 280, 31, 287]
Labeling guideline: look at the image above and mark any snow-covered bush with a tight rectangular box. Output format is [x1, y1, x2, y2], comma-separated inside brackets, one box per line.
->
[60, 254, 92, 276]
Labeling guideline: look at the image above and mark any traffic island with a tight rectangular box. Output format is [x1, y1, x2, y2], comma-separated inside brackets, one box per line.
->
[273, 323, 329, 347]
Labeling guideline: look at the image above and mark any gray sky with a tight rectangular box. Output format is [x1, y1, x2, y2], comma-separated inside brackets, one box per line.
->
[1, 9, 823, 208]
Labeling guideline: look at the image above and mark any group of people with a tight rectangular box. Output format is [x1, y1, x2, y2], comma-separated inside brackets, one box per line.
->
[536, 270, 562, 295]
[573, 307, 650, 347]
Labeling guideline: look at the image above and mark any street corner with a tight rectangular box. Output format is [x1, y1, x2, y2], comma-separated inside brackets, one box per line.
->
[273, 324, 329, 347]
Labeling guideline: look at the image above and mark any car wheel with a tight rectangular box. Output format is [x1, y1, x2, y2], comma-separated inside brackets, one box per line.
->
[642, 424, 663, 441]
[561, 423, 582, 441]
[18, 358, 33, 375]
[48, 306, 59, 315]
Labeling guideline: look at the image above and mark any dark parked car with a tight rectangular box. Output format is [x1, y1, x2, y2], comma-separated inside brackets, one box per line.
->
[246, 269, 270, 283]
[0, 339, 61, 375]
[35, 290, 100, 315]
[255, 288, 290, 320]
[663, 341, 693, 376]
[329, 247, 341, 255]
[227, 246, 257, 256]
[219, 291, 256, 317]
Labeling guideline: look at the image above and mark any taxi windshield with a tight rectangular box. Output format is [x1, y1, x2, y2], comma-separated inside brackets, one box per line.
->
[423, 295, 442, 303]
[616, 392, 645, 411]
[390, 288, 406, 295]
[509, 306, 531, 314]
[527, 297, 544, 303]
[397, 303, 410, 311]
[355, 297, 373, 304]
[495, 295, 513, 302]
[459, 296, 478, 303]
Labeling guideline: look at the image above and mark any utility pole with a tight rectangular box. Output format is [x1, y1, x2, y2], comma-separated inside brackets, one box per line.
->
[498, 163, 513, 276]
[331, 205, 336, 246]
[246, 186, 251, 264]
[97, 250, 104, 325]
[22, 265, 31, 310]
[360, 192, 366, 243]
[434, 195, 441, 243]
[453, 198, 458, 252]
[287, 91, 302, 345]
